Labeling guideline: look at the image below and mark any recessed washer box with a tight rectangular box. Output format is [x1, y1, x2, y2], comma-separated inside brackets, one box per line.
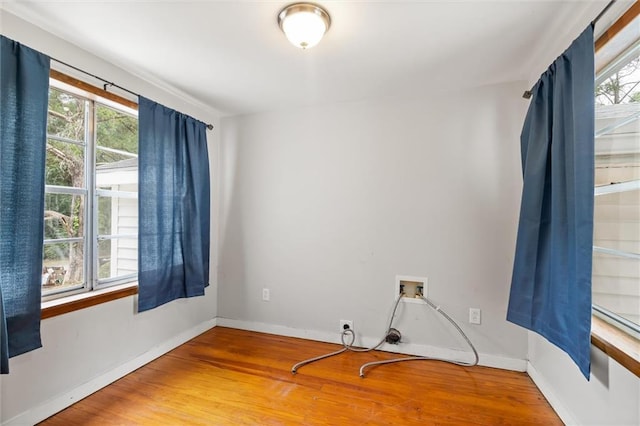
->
[395, 275, 428, 304]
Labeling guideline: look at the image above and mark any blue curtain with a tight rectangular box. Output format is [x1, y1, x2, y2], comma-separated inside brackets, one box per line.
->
[507, 25, 594, 379]
[138, 97, 210, 312]
[0, 36, 50, 373]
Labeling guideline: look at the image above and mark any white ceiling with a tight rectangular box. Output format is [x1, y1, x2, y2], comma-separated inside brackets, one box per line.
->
[0, 1, 618, 116]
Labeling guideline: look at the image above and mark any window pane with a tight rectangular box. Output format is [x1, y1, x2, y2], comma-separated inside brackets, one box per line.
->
[42, 241, 84, 290]
[44, 193, 85, 240]
[593, 189, 640, 325]
[97, 195, 139, 237]
[596, 55, 640, 106]
[45, 139, 85, 187]
[97, 191, 138, 283]
[98, 196, 112, 236]
[47, 87, 86, 141]
[98, 238, 138, 280]
[593, 254, 640, 326]
[95, 102, 138, 193]
[96, 103, 138, 168]
[594, 190, 640, 245]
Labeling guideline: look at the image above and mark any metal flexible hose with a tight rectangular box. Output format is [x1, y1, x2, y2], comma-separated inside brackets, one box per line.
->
[291, 295, 403, 373]
[291, 293, 478, 377]
[358, 294, 479, 377]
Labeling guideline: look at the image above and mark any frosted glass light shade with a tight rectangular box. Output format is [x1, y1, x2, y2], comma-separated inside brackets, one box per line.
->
[278, 3, 331, 49]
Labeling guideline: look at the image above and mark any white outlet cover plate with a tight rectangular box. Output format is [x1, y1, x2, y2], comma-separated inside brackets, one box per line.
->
[469, 308, 481, 324]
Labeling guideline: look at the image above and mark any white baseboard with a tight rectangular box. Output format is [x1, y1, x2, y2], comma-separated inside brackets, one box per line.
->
[527, 361, 577, 426]
[3, 318, 217, 426]
[217, 317, 527, 372]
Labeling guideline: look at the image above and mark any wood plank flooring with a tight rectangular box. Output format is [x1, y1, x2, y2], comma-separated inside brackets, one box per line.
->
[39, 327, 562, 425]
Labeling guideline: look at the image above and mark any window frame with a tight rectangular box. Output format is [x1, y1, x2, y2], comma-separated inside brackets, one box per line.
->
[591, 2, 640, 378]
[42, 70, 139, 302]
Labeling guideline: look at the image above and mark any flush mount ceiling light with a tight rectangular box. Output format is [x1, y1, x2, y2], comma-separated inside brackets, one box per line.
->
[278, 3, 331, 49]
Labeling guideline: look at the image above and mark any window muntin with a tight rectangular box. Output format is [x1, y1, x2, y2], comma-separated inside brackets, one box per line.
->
[593, 43, 640, 336]
[42, 77, 138, 300]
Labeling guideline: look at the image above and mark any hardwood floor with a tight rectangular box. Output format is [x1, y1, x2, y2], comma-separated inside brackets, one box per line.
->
[40, 327, 562, 425]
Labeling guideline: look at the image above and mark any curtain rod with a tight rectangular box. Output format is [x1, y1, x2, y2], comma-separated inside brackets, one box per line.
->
[51, 57, 214, 130]
[592, 0, 618, 27]
[522, 0, 617, 99]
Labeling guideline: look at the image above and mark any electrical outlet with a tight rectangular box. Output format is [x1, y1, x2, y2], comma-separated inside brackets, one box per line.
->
[469, 308, 481, 325]
[262, 288, 270, 301]
[339, 320, 353, 333]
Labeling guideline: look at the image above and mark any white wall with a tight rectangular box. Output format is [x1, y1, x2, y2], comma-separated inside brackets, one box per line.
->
[0, 10, 220, 425]
[528, 333, 640, 426]
[218, 82, 529, 368]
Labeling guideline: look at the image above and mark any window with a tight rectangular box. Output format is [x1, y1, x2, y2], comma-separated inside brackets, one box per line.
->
[42, 75, 138, 300]
[593, 21, 640, 338]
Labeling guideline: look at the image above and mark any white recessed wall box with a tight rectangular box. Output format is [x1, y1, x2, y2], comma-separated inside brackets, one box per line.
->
[395, 275, 428, 304]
